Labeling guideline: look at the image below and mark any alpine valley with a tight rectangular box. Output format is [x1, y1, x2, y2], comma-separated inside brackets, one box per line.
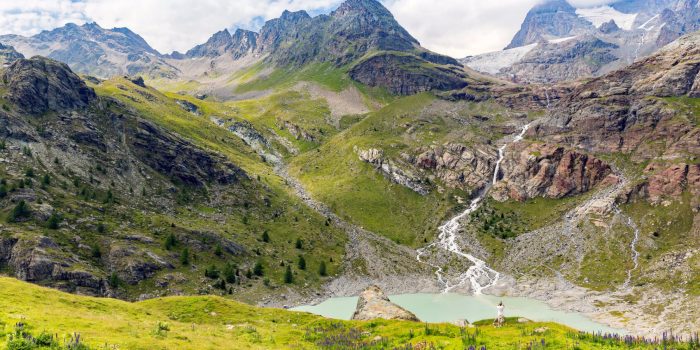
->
[0, 0, 698, 349]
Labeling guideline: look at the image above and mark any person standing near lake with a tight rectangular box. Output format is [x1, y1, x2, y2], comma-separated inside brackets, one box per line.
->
[493, 301, 505, 327]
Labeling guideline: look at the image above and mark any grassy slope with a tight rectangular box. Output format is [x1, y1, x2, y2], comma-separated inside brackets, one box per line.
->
[0, 277, 686, 350]
[0, 76, 347, 302]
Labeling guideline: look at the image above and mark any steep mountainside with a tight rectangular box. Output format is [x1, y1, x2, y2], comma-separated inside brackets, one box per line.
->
[463, 0, 700, 83]
[0, 56, 346, 302]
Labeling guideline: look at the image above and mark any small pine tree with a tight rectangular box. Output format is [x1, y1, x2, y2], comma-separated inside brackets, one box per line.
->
[8, 200, 30, 223]
[91, 244, 102, 259]
[108, 272, 120, 288]
[46, 213, 61, 230]
[284, 265, 293, 284]
[298, 256, 306, 270]
[214, 243, 223, 257]
[24, 168, 34, 178]
[41, 174, 51, 186]
[253, 261, 264, 276]
[295, 239, 303, 250]
[180, 248, 190, 266]
[204, 265, 220, 279]
[261, 230, 270, 243]
[97, 223, 106, 233]
[164, 233, 177, 250]
[319, 261, 327, 277]
[0, 184, 6, 199]
[223, 263, 237, 284]
[245, 269, 253, 279]
[0, 139, 5, 150]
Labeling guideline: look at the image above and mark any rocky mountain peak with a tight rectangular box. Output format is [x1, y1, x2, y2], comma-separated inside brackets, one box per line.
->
[185, 29, 233, 58]
[333, 0, 393, 18]
[279, 9, 312, 23]
[2, 56, 96, 114]
[506, 0, 590, 49]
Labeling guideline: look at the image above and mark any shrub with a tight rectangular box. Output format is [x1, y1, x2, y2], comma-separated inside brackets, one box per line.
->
[24, 168, 34, 178]
[295, 238, 303, 250]
[284, 265, 293, 284]
[46, 213, 61, 229]
[8, 200, 30, 223]
[204, 265, 220, 279]
[261, 230, 270, 243]
[253, 261, 264, 276]
[214, 243, 223, 257]
[91, 244, 102, 259]
[0, 184, 6, 199]
[298, 255, 306, 270]
[41, 174, 51, 186]
[180, 248, 190, 266]
[164, 233, 177, 250]
[96, 223, 106, 233]
[108, 272, 120, 288]
[319, 261, 328, 277]
[223, 263, 237, 283]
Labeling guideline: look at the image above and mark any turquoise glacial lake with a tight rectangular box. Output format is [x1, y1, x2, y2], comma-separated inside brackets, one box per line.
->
[292, 293, 625, 334]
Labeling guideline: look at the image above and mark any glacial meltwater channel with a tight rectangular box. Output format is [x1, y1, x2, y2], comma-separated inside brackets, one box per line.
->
[292, 293, 625, 334]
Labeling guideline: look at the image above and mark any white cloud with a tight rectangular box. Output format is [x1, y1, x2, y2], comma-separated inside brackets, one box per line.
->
[0, 0, 623, 58]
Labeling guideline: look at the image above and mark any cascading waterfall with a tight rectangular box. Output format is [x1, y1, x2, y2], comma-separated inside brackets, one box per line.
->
[417, 123, 532, 294]
[621, 212, 641, 289]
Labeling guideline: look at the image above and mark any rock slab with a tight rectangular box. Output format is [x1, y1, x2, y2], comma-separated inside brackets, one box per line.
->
[351, 285, 420, 322]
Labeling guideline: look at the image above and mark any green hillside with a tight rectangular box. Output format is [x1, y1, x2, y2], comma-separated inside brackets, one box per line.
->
[3, 277, 697, 350]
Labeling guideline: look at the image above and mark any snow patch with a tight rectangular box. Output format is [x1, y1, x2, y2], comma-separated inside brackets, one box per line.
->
[549, 36, 578, 44]
[576, 6, 637, 30]
[463, 43, 537, 74]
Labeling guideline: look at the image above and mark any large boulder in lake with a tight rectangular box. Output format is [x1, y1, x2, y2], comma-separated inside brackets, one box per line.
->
[351, 285, 420, 322]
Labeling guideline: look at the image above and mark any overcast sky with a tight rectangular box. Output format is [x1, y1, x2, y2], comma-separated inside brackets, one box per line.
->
[0, 0, 618, 58]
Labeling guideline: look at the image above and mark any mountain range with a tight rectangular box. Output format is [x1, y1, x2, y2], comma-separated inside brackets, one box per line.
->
[463, 0, 700, 83]
[0, 0, 698, 345]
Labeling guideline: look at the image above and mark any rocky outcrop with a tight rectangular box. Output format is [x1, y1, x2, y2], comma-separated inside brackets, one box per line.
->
[0, 43, 23, 66]
[175, 99, 201, 115]
[276, 120, 315, 142]
[411, 143, 496, 192]
[129, 119, 245, 187]
[0, 236, 106, 295]
[349, 53, 468, 95]
[108, 246, 171, 285]
[357, 147, 430, 195]
[351, 285, 420, 321]
[491, 143, 613, 202]
[2, 57, 96, 114]
[634, 163, 700, 206]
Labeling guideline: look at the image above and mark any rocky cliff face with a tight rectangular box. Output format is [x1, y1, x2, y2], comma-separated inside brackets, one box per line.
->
[351, 285, 420, 321]
[491, 143, 613, 202]
[2, 56, 96, 114]
[349, 53, 467, 95]
[533, 31, 700, 160]
[184, 29, 259, 60]
[0, 43, 23, 66]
